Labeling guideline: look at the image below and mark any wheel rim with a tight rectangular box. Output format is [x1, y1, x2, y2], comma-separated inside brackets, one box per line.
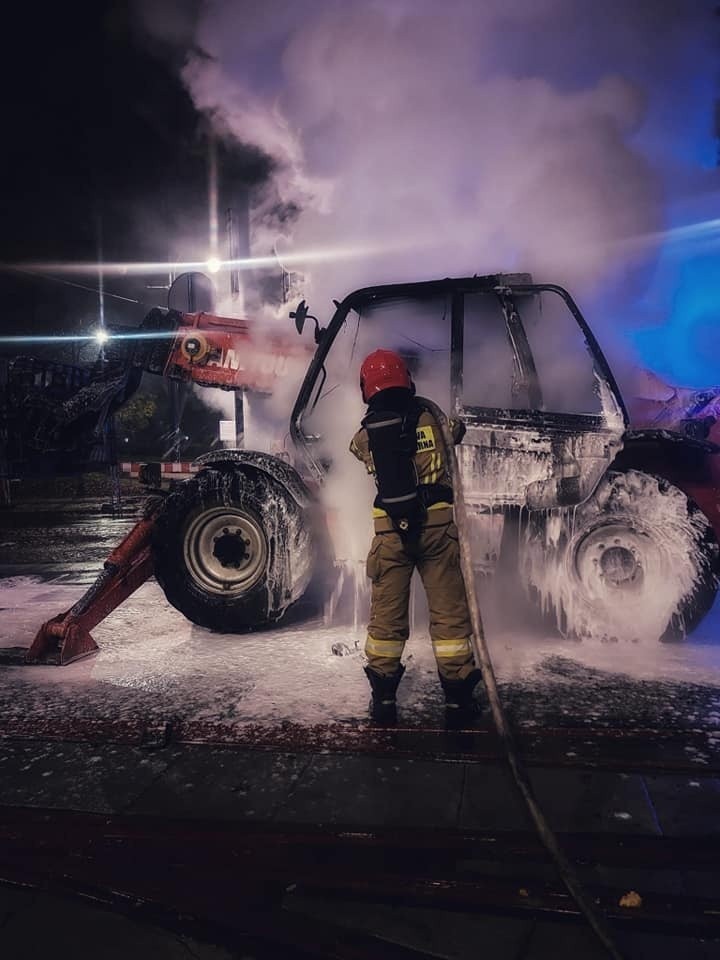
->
[183, 506, 268, 596]
[522, 471, 718, 642]
[568, 514, 692, 639]
[573, 522, 647, 597]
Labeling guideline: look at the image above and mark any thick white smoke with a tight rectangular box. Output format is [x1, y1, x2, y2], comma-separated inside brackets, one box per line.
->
[131, 0, 720, 394]
[143, 0, 714, 310]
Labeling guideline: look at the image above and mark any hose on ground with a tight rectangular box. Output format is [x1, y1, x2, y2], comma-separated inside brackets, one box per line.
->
[420, 397, 626, 960]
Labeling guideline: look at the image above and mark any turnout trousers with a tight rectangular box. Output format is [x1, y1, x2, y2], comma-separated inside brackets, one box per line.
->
[365, 515, 475, 681]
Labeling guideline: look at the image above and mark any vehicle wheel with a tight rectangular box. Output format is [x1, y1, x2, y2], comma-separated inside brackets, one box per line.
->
[153, 465, 315, 632]
[519, 470, 719, 642]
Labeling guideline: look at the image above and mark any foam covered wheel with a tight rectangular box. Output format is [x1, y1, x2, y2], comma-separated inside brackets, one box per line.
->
[153, 465, 314, 632]
[520, 470, 719, 642]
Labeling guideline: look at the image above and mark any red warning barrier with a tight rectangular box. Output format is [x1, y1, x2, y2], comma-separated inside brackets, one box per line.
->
[119, 462, 199, 477]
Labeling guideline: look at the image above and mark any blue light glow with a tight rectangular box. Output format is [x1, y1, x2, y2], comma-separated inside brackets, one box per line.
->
[629, 251, 720, 388]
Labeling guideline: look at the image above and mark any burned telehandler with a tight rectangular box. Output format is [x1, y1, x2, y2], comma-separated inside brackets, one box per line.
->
[29, 274, 720, 663]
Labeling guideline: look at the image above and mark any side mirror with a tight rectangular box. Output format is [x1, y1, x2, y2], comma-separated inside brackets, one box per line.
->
[290, 300, 325, 344]
[290, 300, 308, 335]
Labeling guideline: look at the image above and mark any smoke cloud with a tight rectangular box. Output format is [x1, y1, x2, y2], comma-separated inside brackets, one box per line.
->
[130, 1, 720, 650]
[134, 1, 715, 313]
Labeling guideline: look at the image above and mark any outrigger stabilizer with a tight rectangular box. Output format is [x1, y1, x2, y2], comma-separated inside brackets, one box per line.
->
[26, 502, 163, 666]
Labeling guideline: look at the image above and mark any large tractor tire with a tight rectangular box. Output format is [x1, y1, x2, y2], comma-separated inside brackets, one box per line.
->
[153, 464, 316, 632]
[519, 470, 719, 643]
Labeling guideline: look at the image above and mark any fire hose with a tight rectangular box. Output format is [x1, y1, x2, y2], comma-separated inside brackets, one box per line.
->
[421, 397, 627, 960]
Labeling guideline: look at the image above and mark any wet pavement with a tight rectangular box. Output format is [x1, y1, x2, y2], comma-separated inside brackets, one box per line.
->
[1, 496, 720, 958]
[0, 496, 140, 581]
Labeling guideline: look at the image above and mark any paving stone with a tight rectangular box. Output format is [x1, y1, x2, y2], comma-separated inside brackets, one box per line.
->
[522, 921, 610, 960]
[453, 857, 555, 885]
[0, 740, 175, 814]
[581, 863, 689, 898]
[676, 868, 720, 898]
[128, 745, 310, 820]
[461, 766, 660, 835]
[526, 906, 720, 959]
[283, 892, 532, 960]
[621, 929, 720, 960]
[459, 764, 533, 830]
[642, 774, 720, 836]
[0, 888, 232, 960]
[528, 767, 661, 834]
[0, 882, 38, 922]
[274, 754, 465, 828]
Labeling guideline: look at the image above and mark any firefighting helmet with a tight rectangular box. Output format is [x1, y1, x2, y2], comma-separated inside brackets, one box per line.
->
[360, 349, 413, 402]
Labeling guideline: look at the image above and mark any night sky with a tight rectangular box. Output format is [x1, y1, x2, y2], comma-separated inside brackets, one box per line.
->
[0, 1, 263, 337]
[1, 3, 200, 260]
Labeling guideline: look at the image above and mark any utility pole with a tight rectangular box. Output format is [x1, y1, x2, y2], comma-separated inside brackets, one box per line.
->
[97, 212, 122, 517]
[226, 206, 241, 302]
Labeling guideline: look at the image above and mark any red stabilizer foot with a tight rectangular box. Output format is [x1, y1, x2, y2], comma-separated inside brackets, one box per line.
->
[26, 617, 99, 666]
[26, 509, 158, 666]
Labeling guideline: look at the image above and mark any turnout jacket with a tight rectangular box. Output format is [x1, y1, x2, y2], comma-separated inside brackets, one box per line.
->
[350, 407, 465, 532]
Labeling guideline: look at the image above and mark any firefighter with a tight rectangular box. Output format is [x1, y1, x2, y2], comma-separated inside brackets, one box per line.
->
[350, 349, 483, 727]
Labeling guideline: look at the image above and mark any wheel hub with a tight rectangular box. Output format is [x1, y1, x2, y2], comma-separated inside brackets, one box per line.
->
[598, 544, 638, 586]
[183, 507, 268, 596]
[523, 469, 718, 644]
[213, 530, 249, 569]
[574, 523, 644, 595]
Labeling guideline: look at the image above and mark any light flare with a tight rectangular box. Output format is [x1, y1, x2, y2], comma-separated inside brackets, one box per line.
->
[0, 331, 179, 345]
[1, 241, 410, 278]
[3, 246, 371, 277]
[621, 216, 720, 252]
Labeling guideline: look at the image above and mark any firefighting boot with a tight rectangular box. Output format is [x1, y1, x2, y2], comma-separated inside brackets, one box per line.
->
[440, 669, 483, 729]
[364, 664, 405, 726]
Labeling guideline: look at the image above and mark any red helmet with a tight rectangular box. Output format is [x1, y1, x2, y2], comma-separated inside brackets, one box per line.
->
[360, 349, 412, 402]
